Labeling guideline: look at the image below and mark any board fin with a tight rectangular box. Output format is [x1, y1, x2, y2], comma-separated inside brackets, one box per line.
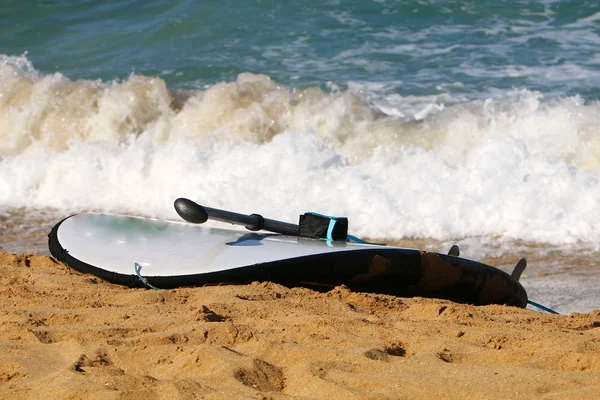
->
[447, 245, 460, 257]
[511, 258, 527, 281]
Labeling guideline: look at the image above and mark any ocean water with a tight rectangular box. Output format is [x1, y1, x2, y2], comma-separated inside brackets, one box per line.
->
[1, 0, 600, 312]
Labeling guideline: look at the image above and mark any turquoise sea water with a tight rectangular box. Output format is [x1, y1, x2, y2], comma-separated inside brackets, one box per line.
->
[4, 0, 600, 98]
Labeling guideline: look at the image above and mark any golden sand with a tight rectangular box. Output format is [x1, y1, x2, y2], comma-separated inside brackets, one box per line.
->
[1, 251, 599, 399]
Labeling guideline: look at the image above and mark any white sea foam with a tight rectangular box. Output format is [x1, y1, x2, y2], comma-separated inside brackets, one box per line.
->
[2, 55, 600, 246]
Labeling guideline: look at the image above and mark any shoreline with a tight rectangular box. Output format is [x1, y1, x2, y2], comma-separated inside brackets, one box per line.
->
[1, 250, 599, 399]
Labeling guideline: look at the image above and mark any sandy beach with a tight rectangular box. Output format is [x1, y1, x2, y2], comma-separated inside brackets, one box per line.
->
[1, 250, 599, 399]
[4, 1, 600, 398]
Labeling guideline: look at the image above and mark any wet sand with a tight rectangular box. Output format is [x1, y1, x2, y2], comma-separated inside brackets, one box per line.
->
[1, 250, 599, 399]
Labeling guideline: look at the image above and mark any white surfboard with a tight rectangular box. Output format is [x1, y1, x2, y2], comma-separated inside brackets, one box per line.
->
[48, 213, 528, 307]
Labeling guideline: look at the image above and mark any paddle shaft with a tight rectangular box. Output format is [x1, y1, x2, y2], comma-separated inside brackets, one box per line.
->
[204, 205, 299, 235]
[174, 198, 299, 236]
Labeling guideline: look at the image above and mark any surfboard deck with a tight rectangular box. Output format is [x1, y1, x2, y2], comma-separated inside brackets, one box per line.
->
[48, 213, 528, 307]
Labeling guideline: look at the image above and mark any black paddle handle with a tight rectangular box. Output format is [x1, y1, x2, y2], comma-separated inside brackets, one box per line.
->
[174, 198, 299, 236]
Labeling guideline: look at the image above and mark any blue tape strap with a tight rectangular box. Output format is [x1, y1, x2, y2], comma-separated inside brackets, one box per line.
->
[324, 218, 336, 247]
[134, 262, 163, 290]
[326, 218, 336, 241]
[527, 300, 558, 314]
[306, 211, 386, 245]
